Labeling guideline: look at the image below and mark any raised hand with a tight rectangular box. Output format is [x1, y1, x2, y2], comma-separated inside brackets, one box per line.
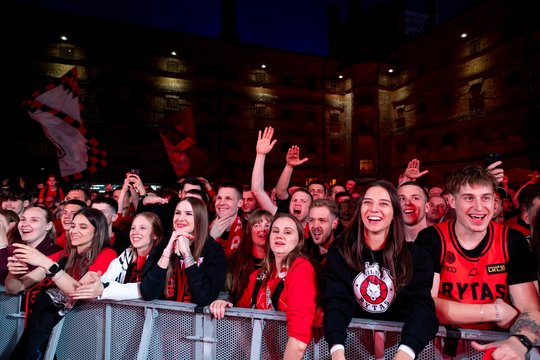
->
[10, 243, 50, 268]
[403, 158, 429, 181]
[171, 230, 195, 258]
[256, 127, 277, 155]
[209, 215, 235, 240]
[125, 173, 145, 194]
[286, 145, 308, 167]
[486, 161, 504, 183]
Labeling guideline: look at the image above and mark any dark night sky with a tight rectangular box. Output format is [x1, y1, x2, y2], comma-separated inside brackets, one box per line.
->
[14, 0, 480, 56]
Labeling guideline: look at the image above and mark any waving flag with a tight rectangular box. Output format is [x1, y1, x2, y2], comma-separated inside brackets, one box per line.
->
[22, 67, 107, 181]
[160, 107, 209, 178]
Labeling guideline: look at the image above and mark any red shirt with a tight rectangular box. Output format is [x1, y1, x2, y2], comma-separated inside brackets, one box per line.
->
[237, 257, 318, 344]
[49, 248, 117, 279]
[212, 216, 243, 257]
[56, 232, 67, 249]
[434, 221, 510, 330]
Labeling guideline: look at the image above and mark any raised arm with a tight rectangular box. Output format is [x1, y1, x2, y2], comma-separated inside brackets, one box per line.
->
[197, 177, 216, 202]
[275, 145, 308, 200]
[116, 173, 141, 215]
[251, 127, 278, 214]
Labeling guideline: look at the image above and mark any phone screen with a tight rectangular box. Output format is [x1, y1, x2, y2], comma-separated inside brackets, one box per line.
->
[484, 153, 501, 168]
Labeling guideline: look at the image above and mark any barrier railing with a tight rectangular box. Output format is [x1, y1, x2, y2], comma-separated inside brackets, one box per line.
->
[1, 286, 537, 360]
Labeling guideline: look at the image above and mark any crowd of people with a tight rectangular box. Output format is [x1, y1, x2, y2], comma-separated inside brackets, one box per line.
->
[1, 126, 540, 360]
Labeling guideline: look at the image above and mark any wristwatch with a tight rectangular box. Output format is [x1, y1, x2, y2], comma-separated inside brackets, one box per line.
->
[509, 334, 533, 353]
[46, 263, 61, 278]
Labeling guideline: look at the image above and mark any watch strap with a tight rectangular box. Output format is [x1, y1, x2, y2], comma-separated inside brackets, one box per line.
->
[509, 334, 533, 352]
[46, 263, 61, 278]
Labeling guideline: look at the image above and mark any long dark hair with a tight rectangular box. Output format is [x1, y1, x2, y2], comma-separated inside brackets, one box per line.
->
[227, 209, 273, 304]
[175, 197, 209, 260]
[63, 208, 110, 278]
[165, 197, 210, 298]
[338, 180, 412, 291]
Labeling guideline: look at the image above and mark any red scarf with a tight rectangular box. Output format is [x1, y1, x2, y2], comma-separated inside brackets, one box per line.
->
[212, 216, 243, 257]
[165, 257, 204, 303]
[127, 256, 146, 283]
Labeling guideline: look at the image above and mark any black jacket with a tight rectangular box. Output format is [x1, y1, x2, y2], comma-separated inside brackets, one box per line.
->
[140, 236, 226, 306]
[320, 240, 438, 355]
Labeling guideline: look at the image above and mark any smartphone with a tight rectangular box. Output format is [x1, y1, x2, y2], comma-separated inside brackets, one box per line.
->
[484, 153, 501, 168]
[128, 169, 140, 185]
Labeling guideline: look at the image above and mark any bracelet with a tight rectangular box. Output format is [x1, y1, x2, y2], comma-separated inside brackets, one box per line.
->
[52, 270, 65, 282]
[183, 256, 196, 268]
[493, 303, 501, 322]
[139, 194, 148, 199]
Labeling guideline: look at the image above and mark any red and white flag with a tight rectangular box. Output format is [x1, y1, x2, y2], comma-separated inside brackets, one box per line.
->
[22, 67, 107, 181]
[160, 107, 209, 178]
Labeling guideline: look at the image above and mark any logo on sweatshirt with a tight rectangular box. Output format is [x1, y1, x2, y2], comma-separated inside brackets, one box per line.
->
[353, 262, 395, 313]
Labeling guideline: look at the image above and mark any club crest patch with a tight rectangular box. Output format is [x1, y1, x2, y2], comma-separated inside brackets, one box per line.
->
[353, 262, 395, 313]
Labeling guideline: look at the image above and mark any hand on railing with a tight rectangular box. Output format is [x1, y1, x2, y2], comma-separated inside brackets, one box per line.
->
[209, 299, 233, 320]
[70, 271, 104, 300]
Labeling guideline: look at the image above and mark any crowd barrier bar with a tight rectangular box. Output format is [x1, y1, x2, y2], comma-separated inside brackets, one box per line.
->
[1, 286, 538, 360]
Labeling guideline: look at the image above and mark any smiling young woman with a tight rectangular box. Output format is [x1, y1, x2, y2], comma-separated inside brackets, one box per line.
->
[320, 180, 438, 360]
[6, 207, 116, 359]
[226, 213, 319, 360]
[140, 197, 226, 306]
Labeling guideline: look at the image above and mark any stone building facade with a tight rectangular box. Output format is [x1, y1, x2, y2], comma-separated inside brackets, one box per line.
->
[6, 0, 538, 188]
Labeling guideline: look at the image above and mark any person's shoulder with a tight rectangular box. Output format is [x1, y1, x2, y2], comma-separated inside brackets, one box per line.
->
[415, 224, 444, 258]
[49, 249, 64, 261]
[118, 246, 135, 259]
[50, 243, 63, 254]
[505, 226, 528, 241]
[505, 226, 532, 251]
[203, 236, 226, 255]
[407, 241, 432, 262]
[38, 236, 63, 255]
[291, 256, 314, 270]
[98, 247, 118, 260]
[504, 215, 519, 226]
[416, 222, 443, 242]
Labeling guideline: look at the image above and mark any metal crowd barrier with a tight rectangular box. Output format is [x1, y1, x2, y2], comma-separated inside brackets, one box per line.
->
[1, 286, 537, 360]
